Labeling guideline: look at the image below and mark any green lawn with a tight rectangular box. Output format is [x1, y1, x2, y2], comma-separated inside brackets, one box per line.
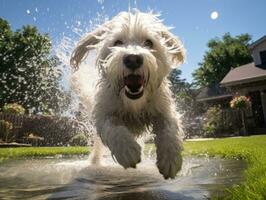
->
[0, 146, 90, 162]
[0, 135, 266, 199]
[184, 135, 266, 200]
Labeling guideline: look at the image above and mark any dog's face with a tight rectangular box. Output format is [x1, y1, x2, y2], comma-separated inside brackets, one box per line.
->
[71, 12, 185, 110]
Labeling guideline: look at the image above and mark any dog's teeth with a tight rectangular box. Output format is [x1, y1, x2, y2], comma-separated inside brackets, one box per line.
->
[125, 86, 131, 93]
[138, 86, 143, 92]
[125, 85, 144, 95]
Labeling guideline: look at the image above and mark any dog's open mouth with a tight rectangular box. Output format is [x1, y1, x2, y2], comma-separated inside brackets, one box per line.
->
[124, 74, 144, 100]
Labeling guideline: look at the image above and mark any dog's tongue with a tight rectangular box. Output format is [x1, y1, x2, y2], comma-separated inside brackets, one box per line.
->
[124, 75, 144, 92]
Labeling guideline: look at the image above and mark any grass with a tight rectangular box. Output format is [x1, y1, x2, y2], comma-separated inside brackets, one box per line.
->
[0, 135, 266, 199]
[0, 146, 89, 162]
[184, 135, 266, 200]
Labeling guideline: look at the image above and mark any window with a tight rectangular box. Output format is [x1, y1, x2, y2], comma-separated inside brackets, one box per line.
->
[260, 50, 266, 65]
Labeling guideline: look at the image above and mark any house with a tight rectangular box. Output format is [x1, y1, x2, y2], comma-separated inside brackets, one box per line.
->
[197, 35, 266, 133]
[196, 84, 232, 107]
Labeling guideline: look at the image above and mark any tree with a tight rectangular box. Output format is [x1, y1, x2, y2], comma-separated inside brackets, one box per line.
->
[169, 69, 199, 114]
[168, 68, 204, 138]
[193, 33, 253, 87]
[0, 18, 69, 114]
[168, 68, 186, 94]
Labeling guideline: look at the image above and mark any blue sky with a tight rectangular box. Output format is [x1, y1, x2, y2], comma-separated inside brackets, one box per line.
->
[1, 0, 266, 82]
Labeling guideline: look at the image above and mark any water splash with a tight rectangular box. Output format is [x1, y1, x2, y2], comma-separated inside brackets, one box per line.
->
[52, 8, 112, 141]
[0, 1, 151, 142]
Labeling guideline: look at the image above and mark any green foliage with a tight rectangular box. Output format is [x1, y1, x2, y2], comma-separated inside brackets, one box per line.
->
[203, 105, 223, 137]
[69, 133, 88, 146]
[169, 69, 196, 112]
[2, 103, 25, 114]
[193, 33, 253, 87]
[0, 18, 70, 114]
[0, 120, 13, 142]
[168, 68, 204, 138]
[168, 68, 187, 94]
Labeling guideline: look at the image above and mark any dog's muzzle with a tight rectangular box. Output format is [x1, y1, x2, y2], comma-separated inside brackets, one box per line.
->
[124, 74, 145, 100]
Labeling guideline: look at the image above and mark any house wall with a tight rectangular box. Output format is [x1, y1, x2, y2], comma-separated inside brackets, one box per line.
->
[230, 80, 266, 127]
[261, 91, 266, 124]
[251, 40, 266, 65]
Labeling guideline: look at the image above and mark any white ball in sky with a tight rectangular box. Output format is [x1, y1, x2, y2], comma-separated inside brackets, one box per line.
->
[211, 11, 219, 20]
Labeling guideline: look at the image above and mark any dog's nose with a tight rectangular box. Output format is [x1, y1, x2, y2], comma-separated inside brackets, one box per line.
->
[123, 54, 143, 70]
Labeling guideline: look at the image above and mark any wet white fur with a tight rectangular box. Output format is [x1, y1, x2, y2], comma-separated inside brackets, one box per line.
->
[70, 11, 185, 179]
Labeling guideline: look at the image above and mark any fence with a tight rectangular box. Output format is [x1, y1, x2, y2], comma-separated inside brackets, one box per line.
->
[0, 113, 25, 128]
[184, 108, 243, 138]
[220, 108, 242, 135]
[0, 113, 91, 146]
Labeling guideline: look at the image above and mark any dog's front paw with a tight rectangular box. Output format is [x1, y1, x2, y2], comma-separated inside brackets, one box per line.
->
[110, 129, 141, 168]
[156, 143, 183, 179]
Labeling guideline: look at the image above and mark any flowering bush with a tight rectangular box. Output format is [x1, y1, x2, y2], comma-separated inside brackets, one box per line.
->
[2, 103, 25, 114]
[230, 95, 251, 135]
[0, 120, 14, 142]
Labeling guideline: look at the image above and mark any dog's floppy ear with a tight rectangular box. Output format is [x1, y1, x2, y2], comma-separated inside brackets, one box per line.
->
[161, 30, 185, 66]
[70, 26, 107, 70]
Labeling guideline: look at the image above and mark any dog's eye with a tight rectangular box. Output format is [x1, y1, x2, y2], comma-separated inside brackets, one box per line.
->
[114, 40, 123, 46]
[144, 39, 153, 48]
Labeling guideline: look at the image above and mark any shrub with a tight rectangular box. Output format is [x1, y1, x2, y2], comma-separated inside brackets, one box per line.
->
[2, 103, 25, 114]
[69, 133, 88, 146]
[0, 120, 14, 142]
[21, 115, 87, 146]
[203, 105, 223, 137]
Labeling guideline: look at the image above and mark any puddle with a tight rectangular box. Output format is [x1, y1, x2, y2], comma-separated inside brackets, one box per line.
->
[0, 156, 246, 200]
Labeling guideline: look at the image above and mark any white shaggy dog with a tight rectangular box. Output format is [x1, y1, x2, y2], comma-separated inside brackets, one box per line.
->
[70, 11, 185, 179]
